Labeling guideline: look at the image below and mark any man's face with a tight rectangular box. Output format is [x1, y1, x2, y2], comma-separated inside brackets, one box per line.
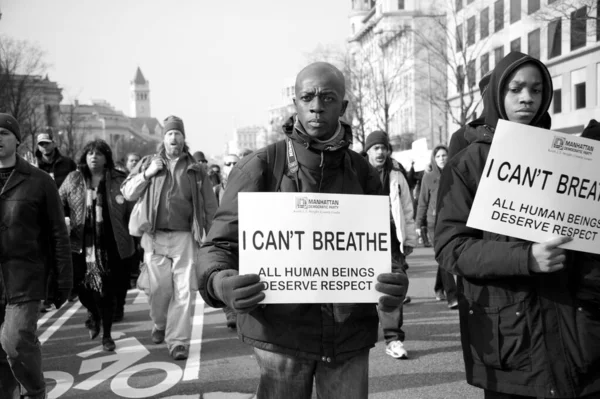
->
[38, 140, 56, 155]
[503, 64, 543, 125]
[163, 130, 185, 157]
[126, 154, 140, 172]
[294, 71, 348, 140]
[0, 128, 18, 160]
[367, 144, 390, 169]
[222, 155, 239, 180]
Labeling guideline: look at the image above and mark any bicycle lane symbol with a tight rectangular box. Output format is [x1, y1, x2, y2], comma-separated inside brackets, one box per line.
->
[44, 333, 183, 399]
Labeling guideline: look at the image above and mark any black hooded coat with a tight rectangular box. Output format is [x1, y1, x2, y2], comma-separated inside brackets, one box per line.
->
[434, 52, 600, 397]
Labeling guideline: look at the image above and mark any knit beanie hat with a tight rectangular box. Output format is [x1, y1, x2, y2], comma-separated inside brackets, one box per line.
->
[364, 130, 390, 153]
[0, 113, 21, 142]
[163, 115, 185, 137]
[582, 119, 600, 141]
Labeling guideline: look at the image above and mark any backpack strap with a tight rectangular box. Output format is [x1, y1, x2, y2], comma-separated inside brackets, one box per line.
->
[265, 140, 287, 192]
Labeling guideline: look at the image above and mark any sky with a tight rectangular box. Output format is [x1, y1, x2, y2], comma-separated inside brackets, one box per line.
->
[1, 0, 351, 157]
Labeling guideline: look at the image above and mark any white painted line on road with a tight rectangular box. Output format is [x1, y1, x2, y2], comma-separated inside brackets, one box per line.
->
[133, 289, 149, 305]
[37, 308, 57, 329]
[39, 301, 82, 346]
[182, 292, 204, 381]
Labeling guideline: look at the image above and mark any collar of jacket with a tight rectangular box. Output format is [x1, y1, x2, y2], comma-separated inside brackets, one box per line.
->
[282, 116, 352, 153]
[13, 155, 33, 175]
[160, 152, 205, 174]
[35, 148, 64, 164]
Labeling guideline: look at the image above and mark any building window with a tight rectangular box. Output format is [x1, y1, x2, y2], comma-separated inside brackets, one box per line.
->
[456, 24, 464, 52]
[467, 16, 476, 46]
[528, 29, 540, 59]
[494, 46, 504, 65]
[457, 65, 465, 92]
[511, 37, 521, 52]
[528, 0, 539, 14]
[510, 0, 521, 23]
[480, 7, 489, 38]
[575, 82, 586, 109]
[495, 0, 504, 32]
[467, 60, 476, 88]
[398, 0, 404, 9]
[548, 18, 562, 59]
[571, 6, 587, 51]
[553, 89, 562, 114]
[456, 0, 463, 11]
[481, 53, 490, 77]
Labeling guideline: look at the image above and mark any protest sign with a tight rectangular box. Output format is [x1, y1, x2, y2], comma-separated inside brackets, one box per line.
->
[467, 119, 600, 254]
[239, 192, 391, 303]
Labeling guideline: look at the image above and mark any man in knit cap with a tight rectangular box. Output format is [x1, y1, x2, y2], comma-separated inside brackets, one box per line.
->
[121, 115, 218, 361]
[364, 130, 417, 359]
[0, 113, 72, 398]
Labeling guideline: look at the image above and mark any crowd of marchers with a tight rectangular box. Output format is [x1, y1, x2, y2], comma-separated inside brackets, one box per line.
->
[0, 50, 600, 399]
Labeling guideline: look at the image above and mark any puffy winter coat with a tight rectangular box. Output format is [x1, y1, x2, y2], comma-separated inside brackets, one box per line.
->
[435, 52, 600, 398]
[198, 117, 388, 363]
[59, 168, 135, 259]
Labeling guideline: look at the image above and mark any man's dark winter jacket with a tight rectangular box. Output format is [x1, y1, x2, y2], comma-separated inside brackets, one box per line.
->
[59, 169, 135, 259]
[35, 148, 77, 188]
[197, 117, 387, 363]
[0, 156, 72, 303]
[434, 52, 600, 397]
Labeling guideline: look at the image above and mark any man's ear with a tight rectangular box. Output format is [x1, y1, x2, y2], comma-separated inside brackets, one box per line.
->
[340, 99, 349, 116]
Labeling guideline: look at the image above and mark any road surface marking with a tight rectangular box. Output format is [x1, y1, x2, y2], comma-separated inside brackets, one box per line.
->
[37, 307, 57, 329]
[183, 292, 204, 381]
[133, 289, 149, 305]
[39, 301, 82, 345]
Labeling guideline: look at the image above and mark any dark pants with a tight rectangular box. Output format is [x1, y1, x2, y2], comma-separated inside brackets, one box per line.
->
[429, 224, 457, 303]
[378, 222, 408, 343]
[254, 348, 369, 399]
[0, 300, 46, 399]
[73, 252, 126, 338]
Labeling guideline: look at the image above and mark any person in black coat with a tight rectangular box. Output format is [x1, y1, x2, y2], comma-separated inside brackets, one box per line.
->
[435, 52, 600, 398]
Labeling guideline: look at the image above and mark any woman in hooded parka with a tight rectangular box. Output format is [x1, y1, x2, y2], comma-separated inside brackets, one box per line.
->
[435, 52, 600, 398]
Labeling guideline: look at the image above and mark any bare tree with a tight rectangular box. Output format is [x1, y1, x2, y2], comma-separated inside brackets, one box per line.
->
[0, 35, 51, 151]
[413, 2, 490, 130]
[57, 103, 88, 159]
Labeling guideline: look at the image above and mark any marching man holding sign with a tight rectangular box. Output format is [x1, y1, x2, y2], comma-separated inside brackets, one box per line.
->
[435, 52, 600, 398]
[197, 62, 408, 399]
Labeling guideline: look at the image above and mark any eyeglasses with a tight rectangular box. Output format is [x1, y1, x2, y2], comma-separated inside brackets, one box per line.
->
[224, 162, 237, 167]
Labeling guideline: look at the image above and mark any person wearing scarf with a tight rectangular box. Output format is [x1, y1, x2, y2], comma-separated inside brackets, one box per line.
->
[59, 140, 134, 352]
[434, 52, 600, 398]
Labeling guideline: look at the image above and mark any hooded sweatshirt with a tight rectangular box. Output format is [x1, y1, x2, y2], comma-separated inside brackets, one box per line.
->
[433, 53, 600, 397]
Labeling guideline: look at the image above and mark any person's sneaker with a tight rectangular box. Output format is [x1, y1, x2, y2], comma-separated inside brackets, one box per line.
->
[102, 337, 116, 352]
[385, 340, 408, 359]
[170, 345, 188, 361]
[448, 299, 459, 310]
[40, 300, 56, 313]
[403, 296, 412, 305]
[435, 290, 446, 301]
[68, 293, 78, 302]
[151, 327, 165, 344]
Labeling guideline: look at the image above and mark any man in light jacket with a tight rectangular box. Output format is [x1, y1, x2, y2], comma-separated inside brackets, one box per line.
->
[365, 130, 417, 359]
[121, 115, 217, 361]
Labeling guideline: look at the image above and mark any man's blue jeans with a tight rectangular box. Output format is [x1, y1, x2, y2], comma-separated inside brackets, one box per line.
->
[0, 300, 46, 399]
[253, 348, 369, 399]
[378, 252, 407, 343]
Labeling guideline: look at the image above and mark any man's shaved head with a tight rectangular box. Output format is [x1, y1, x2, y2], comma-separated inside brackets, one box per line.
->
[293, 62, 348, 140]
[295, 62, 346, 99]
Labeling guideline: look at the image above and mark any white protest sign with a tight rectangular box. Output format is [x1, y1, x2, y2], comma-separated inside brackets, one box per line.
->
[239, 193, 391, 303]
[467, 119, 600, 254]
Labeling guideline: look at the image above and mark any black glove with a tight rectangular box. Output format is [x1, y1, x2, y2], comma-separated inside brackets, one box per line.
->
[212, 270, 265, 314]
[376, 272, 408, 312]
[52, 288, 71, 310]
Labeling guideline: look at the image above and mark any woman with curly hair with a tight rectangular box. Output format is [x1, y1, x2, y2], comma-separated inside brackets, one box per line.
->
[59, 139, 135, 351]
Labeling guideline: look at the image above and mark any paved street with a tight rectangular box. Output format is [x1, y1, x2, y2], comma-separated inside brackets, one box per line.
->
[40, 247, 481, 399]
